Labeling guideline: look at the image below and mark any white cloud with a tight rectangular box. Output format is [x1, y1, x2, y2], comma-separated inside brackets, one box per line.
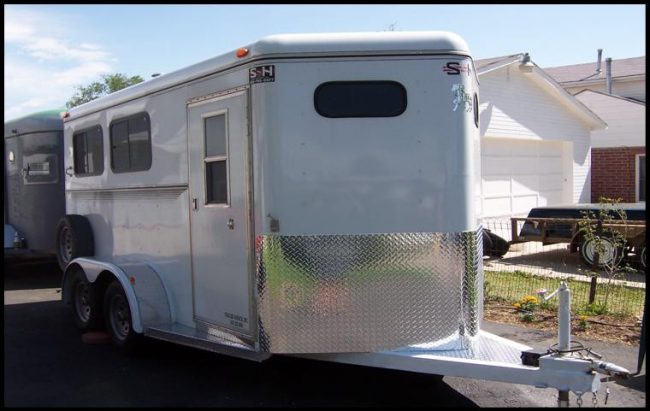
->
[4, 7, 114, 120]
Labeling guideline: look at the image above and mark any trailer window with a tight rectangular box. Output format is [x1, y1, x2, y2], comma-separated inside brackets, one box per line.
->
[204, 114, 228, 204]
[110, 113, 152, 173]
[314, 81, 407, 118]
[473, 93, 479, 128]
[73, 125, 104, 176]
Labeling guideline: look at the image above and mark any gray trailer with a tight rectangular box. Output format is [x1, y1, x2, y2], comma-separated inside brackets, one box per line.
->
[4, 110, 65, 265]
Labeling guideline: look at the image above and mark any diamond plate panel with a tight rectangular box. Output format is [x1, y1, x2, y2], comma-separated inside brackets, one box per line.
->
[256, 230, 483, 353]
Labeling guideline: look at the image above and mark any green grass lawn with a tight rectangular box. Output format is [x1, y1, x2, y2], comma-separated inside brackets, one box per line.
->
[484, 270, 645, 317]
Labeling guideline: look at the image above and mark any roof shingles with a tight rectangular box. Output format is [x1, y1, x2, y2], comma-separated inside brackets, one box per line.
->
[543, 56, 645, 84]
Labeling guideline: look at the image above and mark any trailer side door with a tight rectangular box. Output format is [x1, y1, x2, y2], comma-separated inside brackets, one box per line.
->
[187, 90, 253, 336]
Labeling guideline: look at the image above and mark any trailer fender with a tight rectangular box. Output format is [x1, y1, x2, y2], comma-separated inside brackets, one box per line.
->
[62, 258, 172, 333]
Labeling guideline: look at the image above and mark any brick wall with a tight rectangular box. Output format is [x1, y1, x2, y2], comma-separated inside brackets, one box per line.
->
[591, 147, 646, 202]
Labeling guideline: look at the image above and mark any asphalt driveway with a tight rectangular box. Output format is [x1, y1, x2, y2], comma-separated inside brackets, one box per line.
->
[4, 260, 645, 407]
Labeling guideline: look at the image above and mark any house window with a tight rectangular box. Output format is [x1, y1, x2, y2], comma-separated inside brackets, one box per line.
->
[73, 125, 104, 176]
[110, 113, 152, 173]
[314, 81, 407, 118]
[637, 154, 645, 202]
[204, 114, 228, 204]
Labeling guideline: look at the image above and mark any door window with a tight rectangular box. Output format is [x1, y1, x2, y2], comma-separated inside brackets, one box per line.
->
[204, 113, 228, 204]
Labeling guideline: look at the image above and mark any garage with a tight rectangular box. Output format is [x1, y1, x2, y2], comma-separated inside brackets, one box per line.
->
[481, 138, 571, 218]
[475, 54, 606, 221]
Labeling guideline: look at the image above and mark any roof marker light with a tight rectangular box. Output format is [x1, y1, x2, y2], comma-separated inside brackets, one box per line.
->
[236, 48, 249, 58]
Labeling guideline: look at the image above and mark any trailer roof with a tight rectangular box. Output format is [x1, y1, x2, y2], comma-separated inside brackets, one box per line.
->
[4, 109, 63, 138]
[67, 31, 471, 119]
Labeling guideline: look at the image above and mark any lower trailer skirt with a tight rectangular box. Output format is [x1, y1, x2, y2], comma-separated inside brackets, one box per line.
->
[256, 230, 483, 353]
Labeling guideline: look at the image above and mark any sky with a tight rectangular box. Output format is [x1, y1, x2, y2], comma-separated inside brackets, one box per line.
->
[4, 4, 646, 121]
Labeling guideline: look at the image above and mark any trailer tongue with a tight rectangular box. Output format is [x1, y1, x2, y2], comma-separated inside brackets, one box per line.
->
[296, 281, 630, 407]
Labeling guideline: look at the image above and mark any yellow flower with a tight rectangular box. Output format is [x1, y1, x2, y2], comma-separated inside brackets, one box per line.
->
[579, 315, 588, 321]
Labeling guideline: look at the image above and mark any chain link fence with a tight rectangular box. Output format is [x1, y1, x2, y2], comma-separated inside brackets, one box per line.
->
[481, 219, 646, 317]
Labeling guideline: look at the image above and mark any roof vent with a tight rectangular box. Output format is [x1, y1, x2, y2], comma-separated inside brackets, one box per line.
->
[519, 53, 534, 73]
[596, 49, 603, 73]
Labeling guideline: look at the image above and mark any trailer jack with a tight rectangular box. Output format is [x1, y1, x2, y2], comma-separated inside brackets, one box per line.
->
[540, 282, 630, 407]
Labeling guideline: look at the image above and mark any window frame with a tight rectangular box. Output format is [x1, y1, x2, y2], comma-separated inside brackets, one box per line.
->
[314, 80, 407, 118]
[202, 110, 230, 207]
[72, 125, 104, 177]
[109, 112, 152, 174]
[635, 153, 645, 202]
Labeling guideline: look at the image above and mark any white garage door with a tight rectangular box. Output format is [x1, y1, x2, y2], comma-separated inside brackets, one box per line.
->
[481, 138, 570, 218]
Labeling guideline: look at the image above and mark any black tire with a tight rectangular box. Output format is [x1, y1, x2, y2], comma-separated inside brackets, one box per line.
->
[482, 230, 493, 258]
[70, 269, 103, 331]
[56, 215, 94, 271]
[483, 230, 510, 258]
[104, 281, 140, 353]
[580, 236, 623, 268]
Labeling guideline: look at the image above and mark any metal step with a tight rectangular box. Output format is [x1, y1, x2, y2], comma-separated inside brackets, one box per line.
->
[145, 323, 270, 362]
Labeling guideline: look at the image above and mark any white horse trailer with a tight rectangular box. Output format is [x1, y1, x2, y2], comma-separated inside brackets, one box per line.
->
[59, 31, 628, 404]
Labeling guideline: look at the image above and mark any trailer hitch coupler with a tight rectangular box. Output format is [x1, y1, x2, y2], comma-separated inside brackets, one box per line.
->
[593, 361, 631, 379]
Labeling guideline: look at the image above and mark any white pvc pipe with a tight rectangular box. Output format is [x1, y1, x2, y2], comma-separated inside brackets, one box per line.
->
[558, 282, 571, 352]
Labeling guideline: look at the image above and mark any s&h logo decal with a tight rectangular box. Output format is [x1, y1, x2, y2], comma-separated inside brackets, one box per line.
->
[249, 65, 275, 84]
[443, 62, 471, 76]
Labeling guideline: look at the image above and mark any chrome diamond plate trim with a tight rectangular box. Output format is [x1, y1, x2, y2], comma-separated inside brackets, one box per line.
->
[397, 330, 526, 364]
[256, 230, 483, 353]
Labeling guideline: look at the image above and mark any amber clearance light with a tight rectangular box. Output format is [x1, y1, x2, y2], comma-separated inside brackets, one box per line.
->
[236, 48, 249, 58]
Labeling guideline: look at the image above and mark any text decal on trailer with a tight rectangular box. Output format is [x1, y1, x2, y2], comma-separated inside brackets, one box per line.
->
[250, 65, 275, 84]
[443, 62, 471, 76]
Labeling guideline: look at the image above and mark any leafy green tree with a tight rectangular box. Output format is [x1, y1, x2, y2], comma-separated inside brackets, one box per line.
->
[66, 73, 145, 108]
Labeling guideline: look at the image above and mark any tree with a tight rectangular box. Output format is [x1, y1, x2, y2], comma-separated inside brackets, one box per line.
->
[66, 73, 145, 108]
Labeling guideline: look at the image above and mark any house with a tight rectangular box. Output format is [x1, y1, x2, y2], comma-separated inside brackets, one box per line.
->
[474, 54, 606, 223]
[545, 56, 646, 203]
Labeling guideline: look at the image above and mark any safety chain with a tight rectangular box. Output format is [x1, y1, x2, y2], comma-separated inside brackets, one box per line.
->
[574, 384, 608, 408]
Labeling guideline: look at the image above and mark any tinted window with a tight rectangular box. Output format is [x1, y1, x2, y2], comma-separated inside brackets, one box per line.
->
[73, 125, 104, 176]
[206, 161, 228, 204]
[314, 81, 407, 118]
[473, 93, 479, 128]
[110, 113, 152, 173]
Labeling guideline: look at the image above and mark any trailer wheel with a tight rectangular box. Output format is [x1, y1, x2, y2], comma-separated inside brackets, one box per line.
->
[641, 245, 646, 269]
[104, 281, 140, 352]
[70, 269, 103, 331]
[580, 236, 623, 268]
[56, 215, 94, 271]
